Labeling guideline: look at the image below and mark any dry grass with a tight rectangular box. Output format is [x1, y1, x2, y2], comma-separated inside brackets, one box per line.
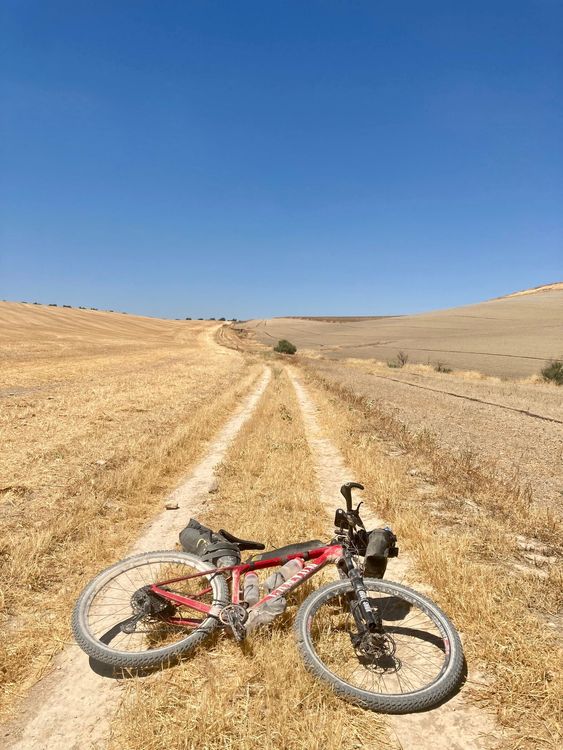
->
[109, 367, 392, 750]
[307, 372, 562, 546]
[304, 357, 563, 512]
[342, 356, 563, 394]
[300, 367, 562, 750]
[346, 357, 505, 383]
[0, 303, 262, 719]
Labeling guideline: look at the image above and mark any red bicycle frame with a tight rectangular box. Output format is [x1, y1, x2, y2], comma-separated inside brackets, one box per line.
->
[149, 543, 344, 627]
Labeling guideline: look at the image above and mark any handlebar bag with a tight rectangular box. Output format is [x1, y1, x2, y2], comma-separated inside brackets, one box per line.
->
[364, 528, 398, 579]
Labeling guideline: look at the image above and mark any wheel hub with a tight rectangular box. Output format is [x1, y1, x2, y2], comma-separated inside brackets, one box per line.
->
[130, 586, 175, 617]
[351, 631, 400, 672]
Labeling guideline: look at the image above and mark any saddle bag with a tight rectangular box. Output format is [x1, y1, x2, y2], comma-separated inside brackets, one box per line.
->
[179, 518, 241, 568]
[364, 528, 399, 579]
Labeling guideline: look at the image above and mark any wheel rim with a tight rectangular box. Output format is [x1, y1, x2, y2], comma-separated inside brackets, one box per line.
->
[306, 585, 451, 698]
[84, 555, 218, 655]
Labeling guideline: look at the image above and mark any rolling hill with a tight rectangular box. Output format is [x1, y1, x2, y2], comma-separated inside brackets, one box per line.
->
[244, 283, 563, 378]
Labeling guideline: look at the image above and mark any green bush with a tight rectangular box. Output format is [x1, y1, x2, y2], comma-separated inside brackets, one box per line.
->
[541, 359, 563, 385]
[274, 339, 297, 355]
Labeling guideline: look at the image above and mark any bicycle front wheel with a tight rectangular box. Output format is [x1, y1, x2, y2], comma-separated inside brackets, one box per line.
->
[295, 578, 464, 714]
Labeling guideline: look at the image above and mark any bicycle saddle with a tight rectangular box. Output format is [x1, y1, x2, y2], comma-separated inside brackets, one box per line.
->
[218, 529, 266, 551]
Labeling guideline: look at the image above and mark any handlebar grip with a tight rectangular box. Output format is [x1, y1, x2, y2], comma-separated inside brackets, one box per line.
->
[340, 482, 364, 511]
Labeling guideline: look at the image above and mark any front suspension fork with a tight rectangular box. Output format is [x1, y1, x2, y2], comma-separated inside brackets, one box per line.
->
[340, 553, 383, 635]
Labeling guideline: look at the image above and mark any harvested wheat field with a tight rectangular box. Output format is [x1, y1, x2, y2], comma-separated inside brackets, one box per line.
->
[1, 297, 562, 750]
[304, 358, 563, 513]
[244, 283, 563, 378]
[0, 302, 263, 723]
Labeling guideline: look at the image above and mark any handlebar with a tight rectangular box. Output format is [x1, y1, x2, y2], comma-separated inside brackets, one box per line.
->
[340, 482, 364, 511]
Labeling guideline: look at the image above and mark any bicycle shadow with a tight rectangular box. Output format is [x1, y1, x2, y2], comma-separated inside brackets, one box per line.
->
[88, 628, 223, 680]
[89, 595, 468, 710]
[368, 594, 469, 707]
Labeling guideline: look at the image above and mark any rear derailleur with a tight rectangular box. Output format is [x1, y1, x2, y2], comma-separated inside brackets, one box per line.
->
[121, 585, 175, 634]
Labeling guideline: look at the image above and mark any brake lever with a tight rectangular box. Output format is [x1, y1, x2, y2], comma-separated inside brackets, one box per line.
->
[346, 506, 365, 530]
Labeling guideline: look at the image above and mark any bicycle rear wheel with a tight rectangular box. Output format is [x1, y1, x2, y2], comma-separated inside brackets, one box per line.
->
[295, 578, 464, 714]
[72, 550, 228, 669]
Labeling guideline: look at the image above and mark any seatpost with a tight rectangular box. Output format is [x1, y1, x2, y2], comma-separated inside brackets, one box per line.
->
[340, 482, 364, 511]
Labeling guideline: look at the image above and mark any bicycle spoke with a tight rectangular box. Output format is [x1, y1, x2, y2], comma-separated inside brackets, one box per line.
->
[85, 556, 216, 654]
[309, 585, 449, 697]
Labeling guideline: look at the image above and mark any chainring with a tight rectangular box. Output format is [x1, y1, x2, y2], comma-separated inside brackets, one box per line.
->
[219, 604, 248, 642]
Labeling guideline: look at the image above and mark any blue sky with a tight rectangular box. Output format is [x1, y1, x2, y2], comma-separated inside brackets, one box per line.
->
[1, 1, 561, 319]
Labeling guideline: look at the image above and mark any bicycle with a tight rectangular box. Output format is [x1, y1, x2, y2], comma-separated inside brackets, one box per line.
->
[72, 482, 464, 714]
